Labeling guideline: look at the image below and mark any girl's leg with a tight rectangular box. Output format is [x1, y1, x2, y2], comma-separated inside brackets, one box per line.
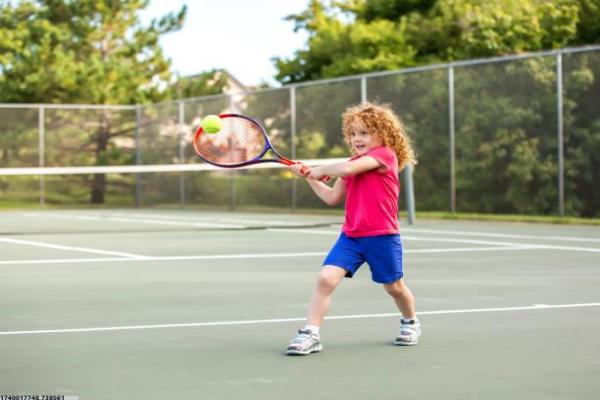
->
[286, 266, 347, 355]
[306, 265, 348, 326]
[383, 278, 416, 319]
[384, 278, 421, 345]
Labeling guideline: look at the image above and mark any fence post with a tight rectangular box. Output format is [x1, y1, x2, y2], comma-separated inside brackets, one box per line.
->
[290, 85, 297, 211]
[38, 106, 45, 206]
[556, 52, 565, 217]
[448, 66, 456, 213]
[134, 105, 142, 207]
[228, 95, 236, 210]
[361, 76, 367, 104]
[178, 101, 186, 206]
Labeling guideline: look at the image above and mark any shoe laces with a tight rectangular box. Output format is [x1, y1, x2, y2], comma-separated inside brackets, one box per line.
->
[292, 329, 317, 343]
[400, 319, 419, 335]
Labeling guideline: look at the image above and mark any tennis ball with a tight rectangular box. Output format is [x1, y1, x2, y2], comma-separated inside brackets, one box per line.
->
[201, 115, 223, 134]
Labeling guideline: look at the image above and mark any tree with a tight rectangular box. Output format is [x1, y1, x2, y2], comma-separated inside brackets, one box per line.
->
[574, 0, 600, 45]
[407, 0, 579, 62]
[275, 0, 582, 83]
[357, 0, 437, 22]
[0, 0, 187, 104]
[0, 0, 186, 203]
[274, 0, 417, 84]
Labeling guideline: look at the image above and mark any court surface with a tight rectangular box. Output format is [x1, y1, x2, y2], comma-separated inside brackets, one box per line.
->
[1, 209, 599, 400]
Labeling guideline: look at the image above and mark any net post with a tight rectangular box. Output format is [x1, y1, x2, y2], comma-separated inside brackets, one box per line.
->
[403, 165, 416, 225]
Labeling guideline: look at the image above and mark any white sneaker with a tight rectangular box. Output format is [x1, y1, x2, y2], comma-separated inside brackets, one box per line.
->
[286, 329, 323, 355]
[395, 318, 421, 346]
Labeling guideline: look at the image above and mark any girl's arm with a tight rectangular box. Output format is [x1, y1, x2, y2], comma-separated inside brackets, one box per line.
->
[290, 164, 346, 206]
[309, 157, 383, 180]
[305, 177, 346, 206]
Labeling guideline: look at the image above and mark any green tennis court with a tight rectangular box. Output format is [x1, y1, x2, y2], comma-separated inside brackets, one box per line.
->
[1, 209, 599, 399]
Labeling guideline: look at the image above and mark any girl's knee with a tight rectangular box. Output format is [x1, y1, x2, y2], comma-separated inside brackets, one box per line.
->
[317, 267, 345, 291]
[383, 279, 407, 296]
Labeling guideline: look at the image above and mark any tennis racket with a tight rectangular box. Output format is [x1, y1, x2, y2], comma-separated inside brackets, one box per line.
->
[192, 113, 330, 182]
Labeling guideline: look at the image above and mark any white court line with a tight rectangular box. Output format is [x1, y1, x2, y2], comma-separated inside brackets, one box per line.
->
[407, 245, 538, 253]
[0, 246, 541, 266]
[267, 228, 539, 248]
[94, 212, 334, 226]
[267, 229, 600, 253]
[0, 257, 137, 265]
[529, 244, 600, 253]
[110, 213, 315, 226]
[22, 212, 316, 228]
[402, 227, 600, 244]
[1, 302, 598, 336]
[0, 238, 148, 259]
[404, 236, 535, 247]
[107, 217, 245, 229]
[0, 252, 327, 266]
[267, 228, 339, 235]
[409, 240, 600, 253]
[23, 212, 245, 229]
[18, 212, 600, 242]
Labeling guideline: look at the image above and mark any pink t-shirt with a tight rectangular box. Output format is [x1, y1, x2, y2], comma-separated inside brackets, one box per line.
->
[342, 146, 400, 237]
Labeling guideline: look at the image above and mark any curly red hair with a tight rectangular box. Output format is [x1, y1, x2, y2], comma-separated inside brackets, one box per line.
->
[342, 102, 416, 171]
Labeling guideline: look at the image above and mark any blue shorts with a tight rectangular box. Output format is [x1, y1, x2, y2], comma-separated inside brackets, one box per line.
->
[323, 233, 403, 284]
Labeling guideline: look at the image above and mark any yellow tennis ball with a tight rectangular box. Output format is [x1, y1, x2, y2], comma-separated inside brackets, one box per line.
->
[201, 115, 223, 134]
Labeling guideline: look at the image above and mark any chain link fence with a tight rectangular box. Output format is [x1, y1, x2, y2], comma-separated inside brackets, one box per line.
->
[1, 46, 599, 217]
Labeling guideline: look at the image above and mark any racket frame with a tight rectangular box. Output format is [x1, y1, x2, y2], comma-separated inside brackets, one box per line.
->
[192, 113, 296, 169]
[193, 113, 329, 182]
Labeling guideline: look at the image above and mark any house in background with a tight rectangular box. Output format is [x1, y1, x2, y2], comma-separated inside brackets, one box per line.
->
[154, 69, 259, 149]
[173, 69, 256, 100]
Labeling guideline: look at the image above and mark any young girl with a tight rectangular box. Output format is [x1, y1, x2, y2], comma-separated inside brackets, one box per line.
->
[286, 102, 420, 356]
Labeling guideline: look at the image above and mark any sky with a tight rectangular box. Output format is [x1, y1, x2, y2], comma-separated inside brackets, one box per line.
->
[140, 0, 310, 87]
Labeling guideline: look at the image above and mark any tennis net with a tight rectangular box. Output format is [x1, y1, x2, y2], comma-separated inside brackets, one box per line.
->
[0, 160, 416, 227]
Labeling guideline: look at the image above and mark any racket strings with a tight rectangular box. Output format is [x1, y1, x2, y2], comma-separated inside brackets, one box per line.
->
[195, 117, 266, 165]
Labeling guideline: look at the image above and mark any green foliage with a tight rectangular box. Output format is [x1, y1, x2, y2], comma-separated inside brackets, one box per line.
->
[410, 0, 579, 61]
[275, 0, 416, 84]
[562, 51, 600, 217]
[294, 79, 361, 158]
[358, 0, 437, 22]
[0, 0, 186, 104]
[367, 69, 451, 211]
[275, 0, 587, 83]
[574, 0, 600, 44]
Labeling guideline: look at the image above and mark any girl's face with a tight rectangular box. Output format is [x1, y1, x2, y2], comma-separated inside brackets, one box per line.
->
[348, 119, 384, 156]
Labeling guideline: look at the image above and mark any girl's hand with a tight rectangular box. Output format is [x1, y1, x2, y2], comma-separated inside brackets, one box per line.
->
[290, 163, 311, 178]
[309, 166, 327, 180]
